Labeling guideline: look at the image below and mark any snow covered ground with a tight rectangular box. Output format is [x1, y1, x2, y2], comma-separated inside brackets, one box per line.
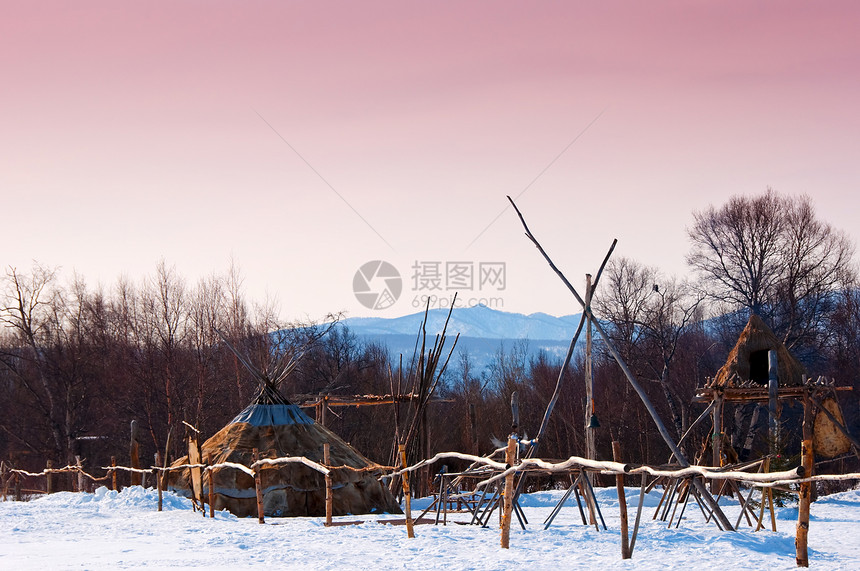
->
[2, 485, 859, 570]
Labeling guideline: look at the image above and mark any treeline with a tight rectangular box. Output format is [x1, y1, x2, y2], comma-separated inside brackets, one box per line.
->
[2, 190, 859, 486]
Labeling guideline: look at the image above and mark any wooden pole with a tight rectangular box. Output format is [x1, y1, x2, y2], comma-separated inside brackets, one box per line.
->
[399, 444, 415, 538]
[469, 403, 479, 456]
[154, 452, 163, 511]
[612, 441, 631, 559]
[585, 273, 596, 463]
[156, 467, 164, 512]
[768, 350, 780, 455]
[160, 426, 172, 507]
[207, 454, 215, 519]
[421, 405, 429, 498]
[711, 390, 723, 493]
[501, 436, 516, 549]
[111, 456, 117, 491]
[253, 448, 265, 524]
[796, 392, 815, 567]
[46, 460, 53, 495]
[130, 420, 141, 487]
[324, 443, 333, 527]
[75, 455, 85, 493]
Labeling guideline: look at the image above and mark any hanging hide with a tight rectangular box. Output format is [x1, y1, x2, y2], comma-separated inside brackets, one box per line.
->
[813, 398, 852, 458]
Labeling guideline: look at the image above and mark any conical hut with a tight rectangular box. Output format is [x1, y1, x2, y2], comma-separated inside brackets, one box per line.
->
[708, 314, 807, 387]
[169, 333, 400, 517]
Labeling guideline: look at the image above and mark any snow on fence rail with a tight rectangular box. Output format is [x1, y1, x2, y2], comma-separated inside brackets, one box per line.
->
[387, 450, 835, 488]
[5, 450, 860, 568]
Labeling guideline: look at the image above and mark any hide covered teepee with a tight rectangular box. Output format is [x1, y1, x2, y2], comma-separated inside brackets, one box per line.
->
[169, 331, 400, 517]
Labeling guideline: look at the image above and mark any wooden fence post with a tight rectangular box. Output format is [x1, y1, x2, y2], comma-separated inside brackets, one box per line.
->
[253, 448, 265, 524]
[399, 444, 414, 538]
[796, 391, 815, 567]
[613, 441, 631, 559]
[153, 452, 163, 511]
[46, 460, 53, 495]
[160, 426, 173, 507]
[130, 420, 141, 487]
[206, 454, 214, 518]
[75, 455, 85, 493]
[130, 420, 141, 486]
[324, 443, 333, 527]
[501, 436, 516, 549]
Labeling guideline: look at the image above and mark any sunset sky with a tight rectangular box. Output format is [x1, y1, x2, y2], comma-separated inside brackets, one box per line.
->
[3, 2, 859, 322]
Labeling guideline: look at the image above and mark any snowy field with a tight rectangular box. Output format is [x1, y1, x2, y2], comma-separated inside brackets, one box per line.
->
[2, 485, 859, 570]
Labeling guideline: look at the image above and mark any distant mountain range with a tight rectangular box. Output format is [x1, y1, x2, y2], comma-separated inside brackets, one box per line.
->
[339, 305, 584, 373]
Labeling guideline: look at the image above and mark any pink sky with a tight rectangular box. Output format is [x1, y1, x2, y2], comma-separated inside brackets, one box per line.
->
[2, 1, 859, 321]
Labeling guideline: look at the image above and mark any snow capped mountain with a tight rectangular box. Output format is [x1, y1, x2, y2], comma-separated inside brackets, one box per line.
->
[340, 305, 583, 372]
[342, 304, 582, 341]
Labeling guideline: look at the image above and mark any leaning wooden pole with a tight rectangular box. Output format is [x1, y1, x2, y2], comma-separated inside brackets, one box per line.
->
[399, 444, 415, 538]
[613, 441, 631, 559]
[501, 436, 517, 549]
[585, 273, 596, 463]
[158, 427, 172, 512]
[508, 196, 734, 532]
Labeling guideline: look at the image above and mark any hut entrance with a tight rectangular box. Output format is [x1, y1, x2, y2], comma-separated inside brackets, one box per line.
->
[749, 350, 769, 384]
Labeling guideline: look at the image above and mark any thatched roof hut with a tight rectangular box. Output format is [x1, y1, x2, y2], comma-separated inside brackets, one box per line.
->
[708, 314, 807, 387]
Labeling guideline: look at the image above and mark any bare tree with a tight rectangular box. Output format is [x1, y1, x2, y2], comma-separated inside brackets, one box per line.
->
[594, 258, 703, 439]
[687, 189, 856, 352]
[593, 257, 654, 362]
